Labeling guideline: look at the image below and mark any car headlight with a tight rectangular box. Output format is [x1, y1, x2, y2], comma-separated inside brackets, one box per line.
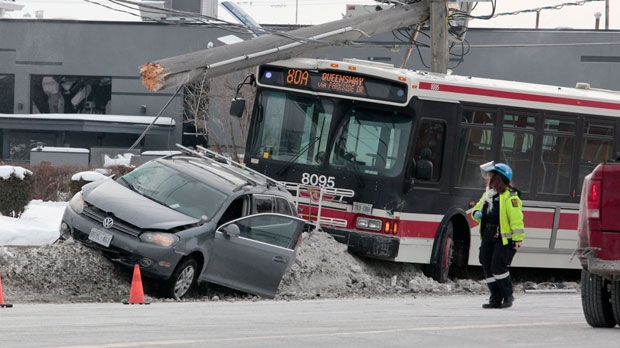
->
[140, 232, 179, 247]
[69, 192, 85, 214]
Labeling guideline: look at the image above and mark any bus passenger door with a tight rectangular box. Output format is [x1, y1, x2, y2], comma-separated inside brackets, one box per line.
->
[408, 100, 460, 209]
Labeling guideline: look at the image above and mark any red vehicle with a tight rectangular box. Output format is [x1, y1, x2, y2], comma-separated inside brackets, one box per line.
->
[577, 161, 620, 328]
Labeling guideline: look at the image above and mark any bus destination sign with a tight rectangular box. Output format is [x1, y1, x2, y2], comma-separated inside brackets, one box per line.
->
[258, 66, 408, 104]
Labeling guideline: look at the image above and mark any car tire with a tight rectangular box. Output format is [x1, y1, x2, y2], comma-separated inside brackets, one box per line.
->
[165, 258, 198, 300]
[611, 279, 620, 326]
[581, 269, 616, 328]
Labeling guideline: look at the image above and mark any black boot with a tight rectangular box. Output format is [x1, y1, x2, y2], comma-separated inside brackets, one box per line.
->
[495, 276, 514, 308]
[501, 295, 514, 308]
[482, 281, 502, 309]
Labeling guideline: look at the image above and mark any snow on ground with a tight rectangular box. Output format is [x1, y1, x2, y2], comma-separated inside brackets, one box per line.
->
[0, 201, 577, 304]
[0, 200, 65, 247]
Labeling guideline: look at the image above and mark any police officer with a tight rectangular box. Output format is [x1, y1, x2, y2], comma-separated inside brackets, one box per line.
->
[472, 162, 524, 309]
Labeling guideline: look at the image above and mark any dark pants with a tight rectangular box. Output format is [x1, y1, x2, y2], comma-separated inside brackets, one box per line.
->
[479, 230, 517, 303]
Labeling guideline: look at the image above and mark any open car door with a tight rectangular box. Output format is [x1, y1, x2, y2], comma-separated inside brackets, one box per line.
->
[203, 213, 306, 298]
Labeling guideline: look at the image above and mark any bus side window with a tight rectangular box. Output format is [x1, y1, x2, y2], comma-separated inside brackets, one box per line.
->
[412, 119, 446, 181]
[415, 148, 433, 180]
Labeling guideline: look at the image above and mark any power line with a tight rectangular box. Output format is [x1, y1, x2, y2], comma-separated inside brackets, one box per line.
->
[470, 0, 606, 20]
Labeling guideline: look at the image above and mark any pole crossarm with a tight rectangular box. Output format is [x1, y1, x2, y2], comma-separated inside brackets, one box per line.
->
[139, 2, 430, 92]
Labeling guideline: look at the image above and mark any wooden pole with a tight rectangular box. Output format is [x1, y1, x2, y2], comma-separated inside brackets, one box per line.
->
[139, 2, 430, 92]
[429, 0, 447, 74]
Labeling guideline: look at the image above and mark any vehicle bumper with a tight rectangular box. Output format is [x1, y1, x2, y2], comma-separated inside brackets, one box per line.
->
[323, 227, 399, 259]
[584, 258, 620, 277]
[60, 207, 182, 280]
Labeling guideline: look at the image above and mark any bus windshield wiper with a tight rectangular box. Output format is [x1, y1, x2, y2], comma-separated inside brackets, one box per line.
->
[277, 136, 321, 176]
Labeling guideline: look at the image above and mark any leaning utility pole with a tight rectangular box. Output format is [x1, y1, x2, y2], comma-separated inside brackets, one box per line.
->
[140, 1, 430, 92]
[429, 0, 448, 73]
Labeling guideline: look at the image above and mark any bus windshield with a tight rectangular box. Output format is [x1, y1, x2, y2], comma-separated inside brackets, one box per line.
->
[250, 90, 334, 165]
[329, 107, 412, 177]
[250, 89, 412, 177]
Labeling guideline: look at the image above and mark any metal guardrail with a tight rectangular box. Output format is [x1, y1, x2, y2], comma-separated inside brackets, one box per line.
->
[281, 182, 355, 228]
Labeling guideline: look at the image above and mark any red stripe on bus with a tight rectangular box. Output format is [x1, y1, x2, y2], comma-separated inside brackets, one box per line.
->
[468, 210, 578, 231]
[419, 82, 620, 111]
[300, 204, 578, 239]
[399, 220, 440, 239]
[557, 212, 579, 230]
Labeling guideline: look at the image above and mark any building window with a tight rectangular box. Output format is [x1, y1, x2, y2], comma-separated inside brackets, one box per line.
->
[0, 74, 15, 113]
[30, 75, 111, 114]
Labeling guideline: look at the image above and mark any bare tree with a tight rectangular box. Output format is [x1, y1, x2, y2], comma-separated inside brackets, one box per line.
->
[182, 68, 255, 163]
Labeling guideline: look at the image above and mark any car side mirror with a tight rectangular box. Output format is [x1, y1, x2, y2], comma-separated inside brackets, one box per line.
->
[220, 223, 241, 237]
[229, 98, 245, 117]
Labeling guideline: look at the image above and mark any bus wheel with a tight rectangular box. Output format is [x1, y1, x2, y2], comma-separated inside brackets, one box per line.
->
[581, 269, 616, 328]
[427, 221, 453, 283]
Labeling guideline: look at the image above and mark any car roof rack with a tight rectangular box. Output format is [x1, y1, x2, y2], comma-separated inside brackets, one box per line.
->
[175, 144, 283, 189]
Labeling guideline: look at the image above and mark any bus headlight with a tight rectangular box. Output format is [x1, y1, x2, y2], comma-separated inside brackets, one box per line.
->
[356, 217, 382, 231]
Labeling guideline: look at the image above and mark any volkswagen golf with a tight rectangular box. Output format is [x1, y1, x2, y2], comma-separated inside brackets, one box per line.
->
[60, 146, 308, 299]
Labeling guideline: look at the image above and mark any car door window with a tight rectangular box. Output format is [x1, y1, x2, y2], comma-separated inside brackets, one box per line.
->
[234, 214, 305, 249]
[253, 195, 294, 216]
[254, 195, 275, 214]
[274, 197, 294, 215]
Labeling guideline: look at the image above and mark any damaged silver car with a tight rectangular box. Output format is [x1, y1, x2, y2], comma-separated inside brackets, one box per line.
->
[60, 146, 308, 299]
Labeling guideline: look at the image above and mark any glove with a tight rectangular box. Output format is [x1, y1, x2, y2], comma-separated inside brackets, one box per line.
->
[473, 210, 483, 219]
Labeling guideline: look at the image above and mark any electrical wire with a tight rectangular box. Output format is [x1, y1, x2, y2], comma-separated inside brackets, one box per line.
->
[466, 0, 605, 21]
[85, 0, 612, 70]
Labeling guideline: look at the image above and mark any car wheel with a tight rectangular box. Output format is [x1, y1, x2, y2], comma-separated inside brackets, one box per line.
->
[166, 258, 198, 300]
[611, 279, 620, 326]
[581, 269, 616, 328]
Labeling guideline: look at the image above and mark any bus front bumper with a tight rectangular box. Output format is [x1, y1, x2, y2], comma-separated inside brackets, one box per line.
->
[323, 227, 399, 259]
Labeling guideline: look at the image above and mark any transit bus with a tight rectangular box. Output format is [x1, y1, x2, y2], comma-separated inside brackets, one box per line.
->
[231, 57, 620, 282]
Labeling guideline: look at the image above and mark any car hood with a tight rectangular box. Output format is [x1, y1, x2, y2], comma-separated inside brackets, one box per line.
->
[82, 178, 200, 230]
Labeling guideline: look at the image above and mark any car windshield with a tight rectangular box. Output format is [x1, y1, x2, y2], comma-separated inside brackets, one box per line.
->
[118, 161, 227, 220]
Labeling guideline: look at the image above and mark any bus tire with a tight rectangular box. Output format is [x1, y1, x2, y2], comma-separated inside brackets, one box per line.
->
[581, 269, 616, 328]
[427, 221, 453, 283]
[611, 280, 620, 326]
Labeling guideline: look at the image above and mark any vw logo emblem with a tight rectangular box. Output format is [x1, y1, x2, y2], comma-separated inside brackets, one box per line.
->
[102, 217, 114, 229]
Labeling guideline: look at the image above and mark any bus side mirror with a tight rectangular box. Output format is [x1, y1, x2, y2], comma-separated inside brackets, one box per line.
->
[230, 98, 245, 117]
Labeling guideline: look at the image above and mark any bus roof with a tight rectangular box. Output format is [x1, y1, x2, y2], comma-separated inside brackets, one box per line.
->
[264, 58, 620, 117]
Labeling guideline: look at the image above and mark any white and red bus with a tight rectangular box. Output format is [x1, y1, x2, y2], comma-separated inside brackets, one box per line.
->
[233, 57, 620, 282]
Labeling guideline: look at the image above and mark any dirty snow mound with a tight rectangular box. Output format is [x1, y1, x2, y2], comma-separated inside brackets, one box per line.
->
[0, 229, 566, 303]
[278, 230, 483, 299]
[0, 240, 131, 303]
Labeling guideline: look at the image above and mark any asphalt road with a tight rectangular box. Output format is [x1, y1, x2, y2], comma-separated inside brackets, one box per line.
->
[0, 293, 618, 348]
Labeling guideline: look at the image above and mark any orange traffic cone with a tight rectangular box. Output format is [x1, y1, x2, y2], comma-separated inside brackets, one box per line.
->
[0, 275, 13, 308]
[124, 264, 149, 305]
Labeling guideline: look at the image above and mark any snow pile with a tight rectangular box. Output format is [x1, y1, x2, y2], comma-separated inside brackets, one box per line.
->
[103, 153, 134, 167]
[0, 230, 486, 303]
[71, 171, 108, 182]
[277, 230, 485, 299]
[0, 227, 578, 303]
[0, 241, 131, 303]
[0, 165, 32, 179]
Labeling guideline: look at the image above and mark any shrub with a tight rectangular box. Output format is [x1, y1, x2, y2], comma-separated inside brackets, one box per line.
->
[1, 163, 136, 210]
[0, 166, 35, 218]
[27, 163, 89, 202]
[105, 164, 135, 178]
